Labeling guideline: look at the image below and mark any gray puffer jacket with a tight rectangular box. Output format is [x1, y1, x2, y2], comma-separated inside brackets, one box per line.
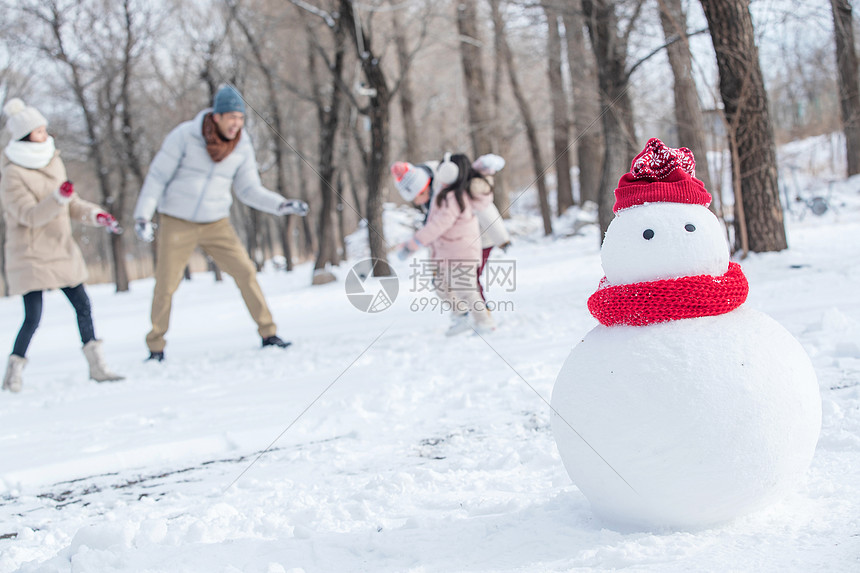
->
[134, 110, 283, 223]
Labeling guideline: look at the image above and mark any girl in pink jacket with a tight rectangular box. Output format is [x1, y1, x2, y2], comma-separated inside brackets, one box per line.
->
[399, 153, 495, 336]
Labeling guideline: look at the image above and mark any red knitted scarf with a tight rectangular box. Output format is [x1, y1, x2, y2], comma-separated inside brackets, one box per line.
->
[587, 262, 749, 327]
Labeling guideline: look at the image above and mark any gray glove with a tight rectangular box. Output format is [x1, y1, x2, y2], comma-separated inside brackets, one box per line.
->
[278, 200, 309, 216]
[134, 218, 156, 242]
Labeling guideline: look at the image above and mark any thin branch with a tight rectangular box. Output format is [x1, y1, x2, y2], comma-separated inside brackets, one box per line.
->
[621, 0, 647, 45]
[288, 0, 336, 28]
[387, 10, 430, 99]
[289, 0, 369, 115]
[625, 27, 708, 81]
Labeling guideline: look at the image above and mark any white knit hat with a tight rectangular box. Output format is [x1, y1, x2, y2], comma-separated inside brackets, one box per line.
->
[3, 98, 48, 141]
[390, 161, 431, 201]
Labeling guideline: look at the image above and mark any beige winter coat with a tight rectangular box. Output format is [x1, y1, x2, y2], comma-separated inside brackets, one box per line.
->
[0, 151, 103, 295]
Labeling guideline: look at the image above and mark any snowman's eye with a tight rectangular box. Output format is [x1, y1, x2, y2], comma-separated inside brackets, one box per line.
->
[643, 229, 655, 240]
[685, 224, 696, 232]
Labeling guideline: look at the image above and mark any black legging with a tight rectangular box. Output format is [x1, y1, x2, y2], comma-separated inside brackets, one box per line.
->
[12, 284, 95, 358]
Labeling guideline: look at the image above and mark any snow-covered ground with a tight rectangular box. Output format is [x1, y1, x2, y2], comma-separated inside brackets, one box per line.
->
[1, 137, 859, 572]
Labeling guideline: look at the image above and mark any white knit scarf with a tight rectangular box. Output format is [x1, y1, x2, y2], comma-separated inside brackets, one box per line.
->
[4, 137, 56, 169]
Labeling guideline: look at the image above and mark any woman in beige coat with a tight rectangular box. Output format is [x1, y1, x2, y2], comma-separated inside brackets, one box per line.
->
[1, 98, 123, 393]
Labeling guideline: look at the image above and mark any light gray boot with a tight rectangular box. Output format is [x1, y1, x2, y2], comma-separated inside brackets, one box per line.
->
[2, 354, 26, 393]
[82, 340, 124, 382]
[445, 312, 472, 337]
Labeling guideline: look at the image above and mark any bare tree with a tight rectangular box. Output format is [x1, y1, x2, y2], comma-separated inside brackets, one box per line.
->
[658, 0, 715, 211]
[293, 0, 429, 276]
[229, 0, 297, 270]
[392, 3, 421, 160]
[543, 1, 574, 214]
[339, 0, 394, 275]
[561, 3, 603, 206]
[493, 0, 553, 235]
[581, 0, 640, 238]
[18, 0, 132, 290]
[488, 0, 511, 217]
[700, 0, 787, 253]
[290, 130, 318, 261]
[456, 0, 495, 158]
[104, 0, 151, 291]
[831, 0, 860, 177]
[335, 95, 356, 259]
[302, 9, 346, 283]
[460, 0, 513, 216]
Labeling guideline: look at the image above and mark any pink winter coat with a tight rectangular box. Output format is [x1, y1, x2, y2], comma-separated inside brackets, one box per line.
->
[413, 178, 492, 262]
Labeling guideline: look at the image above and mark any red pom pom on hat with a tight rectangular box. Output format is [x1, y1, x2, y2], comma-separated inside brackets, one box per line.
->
[390, 161, 430, 201]
[391, 162, 409, 181]
[613, 138, 712, 213]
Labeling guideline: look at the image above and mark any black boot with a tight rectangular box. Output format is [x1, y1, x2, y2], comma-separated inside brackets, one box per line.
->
[262, 335, 291, 349]
[146, 351, 165, 362]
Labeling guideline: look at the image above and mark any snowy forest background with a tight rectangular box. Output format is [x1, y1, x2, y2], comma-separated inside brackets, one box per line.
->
[0, 0, 856, 287]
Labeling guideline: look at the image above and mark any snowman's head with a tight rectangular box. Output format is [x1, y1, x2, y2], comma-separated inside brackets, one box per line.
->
[601, 202, 729, 285]
[600, 138, 729, 285]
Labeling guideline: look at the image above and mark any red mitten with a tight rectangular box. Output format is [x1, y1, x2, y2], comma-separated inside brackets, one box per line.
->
[59, 181, 74, 198]
[96, 212, 122, 234]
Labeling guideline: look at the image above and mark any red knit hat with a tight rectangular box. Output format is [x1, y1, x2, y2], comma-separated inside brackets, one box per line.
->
[613, 138, 712, 213]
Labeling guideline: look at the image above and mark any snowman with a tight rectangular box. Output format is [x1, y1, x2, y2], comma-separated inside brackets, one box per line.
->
[551, 138, 821, 531]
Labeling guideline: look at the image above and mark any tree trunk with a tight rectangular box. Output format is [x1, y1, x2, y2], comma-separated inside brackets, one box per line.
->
[392, 5, 421, 160]
[279, 216, 295, 271]
[337, 194, 347, 262]
[497, 5, 553, 235]
[113, 0, 148, 292]
[340, 0, 392, 276]
[544, 3, 574, 214]
[246, 209, 263, 271]
[337, 99, 355, 261]
[309, 20, 345, 279]
[365, 101, 393, 276]
[582, 0, 638, 238]
[295, 148, 317, 262]
[73, 76, 127, 290]
[110, 232, 128, 290]
[831, 0, 860, 177]
[456, 0, 494, 157]
[231, 0, 294, 268]
[108, 160, 131, 293]
[563, 5, 604, 206]
[658, 0, 716, 211]
[488, 0, 511, 218]
[700, 0, 787, 253]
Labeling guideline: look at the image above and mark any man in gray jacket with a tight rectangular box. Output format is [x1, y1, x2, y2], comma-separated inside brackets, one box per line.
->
[133, 85, 308, 361]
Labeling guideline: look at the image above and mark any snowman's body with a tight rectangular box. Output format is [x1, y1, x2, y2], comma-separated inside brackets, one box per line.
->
[552, 192, 821, 530]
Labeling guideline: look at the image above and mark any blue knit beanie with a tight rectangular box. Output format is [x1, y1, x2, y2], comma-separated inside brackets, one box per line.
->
[213, 86, 245, 115]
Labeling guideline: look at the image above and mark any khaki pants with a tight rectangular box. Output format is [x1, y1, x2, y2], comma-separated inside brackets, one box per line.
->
[146, 215, 277, 352]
